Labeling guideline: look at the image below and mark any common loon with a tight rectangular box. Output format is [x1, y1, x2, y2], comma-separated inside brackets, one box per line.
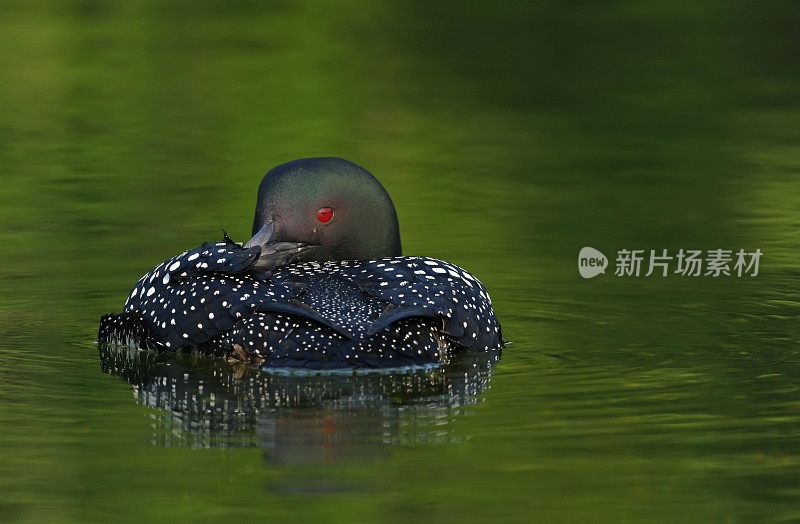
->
[99, 158, 503, 369]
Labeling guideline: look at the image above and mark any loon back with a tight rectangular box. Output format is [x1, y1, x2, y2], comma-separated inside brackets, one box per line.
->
[99, 238, 502, 369]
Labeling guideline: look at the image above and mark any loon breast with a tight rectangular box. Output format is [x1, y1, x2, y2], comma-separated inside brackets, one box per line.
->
[99, 240, 503, 369]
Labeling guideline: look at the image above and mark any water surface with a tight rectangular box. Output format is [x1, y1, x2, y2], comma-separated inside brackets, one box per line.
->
[1, 1, 800, 521]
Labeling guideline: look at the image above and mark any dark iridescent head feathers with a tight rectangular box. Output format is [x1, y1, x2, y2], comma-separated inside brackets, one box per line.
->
[250, 158, 402, 263]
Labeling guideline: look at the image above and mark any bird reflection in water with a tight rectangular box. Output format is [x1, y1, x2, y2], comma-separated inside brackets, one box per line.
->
[98, 345, 500, 466]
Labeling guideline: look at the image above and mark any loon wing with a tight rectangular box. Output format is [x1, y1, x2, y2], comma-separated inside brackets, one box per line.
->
[162, 238, 261, 283]
[158, 231, 306, 285]
[106, 236, 314, 350]
[356, 258, 502, 353]
[101, 240, 356, 351]
[366, 304, 443, 336]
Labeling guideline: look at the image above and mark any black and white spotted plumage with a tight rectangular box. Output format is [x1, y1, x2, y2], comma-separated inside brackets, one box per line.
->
[99, 240, 503, 369]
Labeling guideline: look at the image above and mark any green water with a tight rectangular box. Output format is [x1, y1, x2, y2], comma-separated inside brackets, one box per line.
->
[2, 1, 800, 521]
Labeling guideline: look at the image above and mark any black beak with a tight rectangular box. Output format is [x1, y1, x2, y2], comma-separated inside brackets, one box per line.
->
[244, 221, 316, 272]
[244, 221, 276, 249]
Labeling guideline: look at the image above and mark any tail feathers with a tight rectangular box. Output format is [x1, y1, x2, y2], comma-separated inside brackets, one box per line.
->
[98, 311, 162, 350]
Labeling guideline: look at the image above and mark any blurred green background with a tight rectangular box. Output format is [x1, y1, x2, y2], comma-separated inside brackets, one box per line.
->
[2, 0, 800, 521]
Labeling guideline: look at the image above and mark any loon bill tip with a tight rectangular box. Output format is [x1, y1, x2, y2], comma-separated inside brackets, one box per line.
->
[244, 221, 275, 249]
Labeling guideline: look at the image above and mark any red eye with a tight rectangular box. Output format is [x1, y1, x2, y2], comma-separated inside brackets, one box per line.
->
[316, 207, 333, 223]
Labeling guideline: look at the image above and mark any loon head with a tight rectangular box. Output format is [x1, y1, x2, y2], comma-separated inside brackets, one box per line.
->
[245, 158, 402, 266]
